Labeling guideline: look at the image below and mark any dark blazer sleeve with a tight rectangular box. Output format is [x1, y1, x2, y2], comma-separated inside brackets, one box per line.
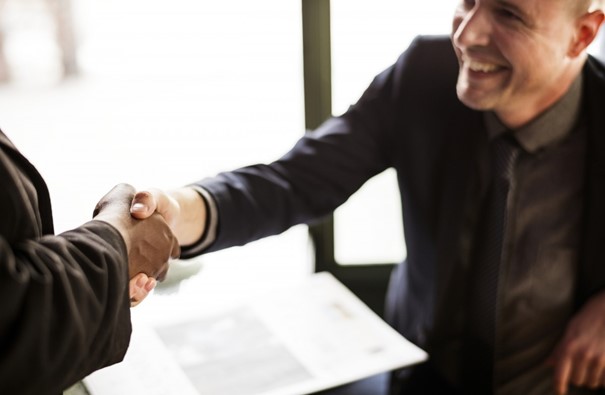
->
[0, 221, 131, 395]
[0, 222, 132, 395]
[185, 44, 410, 255]
[0, 136, 132, 395]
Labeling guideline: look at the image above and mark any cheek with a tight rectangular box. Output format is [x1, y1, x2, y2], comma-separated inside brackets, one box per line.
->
[493, 34, 535, 76]
[508, 58, 544, 92]
[509, 45, 553, 84]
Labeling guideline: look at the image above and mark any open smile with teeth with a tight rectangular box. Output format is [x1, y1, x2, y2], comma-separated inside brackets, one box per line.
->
[468, 60, 501, 73]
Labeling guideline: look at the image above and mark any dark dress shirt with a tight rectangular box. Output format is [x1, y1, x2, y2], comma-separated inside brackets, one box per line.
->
[480, 76, 589, 394]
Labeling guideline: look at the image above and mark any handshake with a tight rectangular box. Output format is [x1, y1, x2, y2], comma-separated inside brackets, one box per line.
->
[93, 183, 201, 307]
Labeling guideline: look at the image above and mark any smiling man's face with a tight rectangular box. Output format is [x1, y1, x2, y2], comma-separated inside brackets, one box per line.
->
[451, 0, 587, 127]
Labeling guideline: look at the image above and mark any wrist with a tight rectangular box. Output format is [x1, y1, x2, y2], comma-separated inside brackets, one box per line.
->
[93, 213, 133, 253]
[170, 187, 206, 246]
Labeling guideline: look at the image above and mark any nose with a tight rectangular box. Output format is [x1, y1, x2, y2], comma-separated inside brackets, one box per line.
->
[452, 4, 491, 50]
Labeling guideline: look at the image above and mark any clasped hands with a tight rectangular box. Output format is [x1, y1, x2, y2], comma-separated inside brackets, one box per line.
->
[92, 184, 180, 307]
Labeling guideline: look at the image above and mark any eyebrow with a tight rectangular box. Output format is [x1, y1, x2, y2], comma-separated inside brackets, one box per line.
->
[494, 0, 533, 20]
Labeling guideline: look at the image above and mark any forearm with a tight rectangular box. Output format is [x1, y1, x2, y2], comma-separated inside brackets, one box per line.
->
[0, 221, 131, 394]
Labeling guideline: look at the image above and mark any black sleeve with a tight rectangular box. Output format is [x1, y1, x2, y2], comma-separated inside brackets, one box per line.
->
[0, 220, 132, 395]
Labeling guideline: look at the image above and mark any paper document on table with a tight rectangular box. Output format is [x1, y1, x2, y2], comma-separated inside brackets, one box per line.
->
[84, 272, 427, 395]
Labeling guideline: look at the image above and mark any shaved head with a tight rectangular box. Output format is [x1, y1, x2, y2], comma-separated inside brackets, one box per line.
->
[572, 0, 605, 14]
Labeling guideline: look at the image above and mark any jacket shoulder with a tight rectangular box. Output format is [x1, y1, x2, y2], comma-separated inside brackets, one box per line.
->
[394, 35, 458, 83]
[385, 35, 461, 113]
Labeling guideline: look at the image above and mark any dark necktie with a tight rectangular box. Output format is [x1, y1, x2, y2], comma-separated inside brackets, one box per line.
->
[463, 133, 521, 392]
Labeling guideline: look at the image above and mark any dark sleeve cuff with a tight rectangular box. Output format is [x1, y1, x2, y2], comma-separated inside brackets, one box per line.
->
[179, 186, 218, 259]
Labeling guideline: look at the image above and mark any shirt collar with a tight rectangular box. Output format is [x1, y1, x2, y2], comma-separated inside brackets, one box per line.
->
[484, 74, 583, 153]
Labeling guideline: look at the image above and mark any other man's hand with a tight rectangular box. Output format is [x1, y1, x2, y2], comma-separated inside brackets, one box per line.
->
[549, 290, 605, 394]
[93, 184, 180, 303]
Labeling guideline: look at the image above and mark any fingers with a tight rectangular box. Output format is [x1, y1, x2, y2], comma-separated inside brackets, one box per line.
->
[129, 273, 157, 307]
[129, 273, 148, 307]
[549, 291, 605, 393]
[553, 352, 572, 395]
[570, 351, 590, 388]
[574, 352, 605, 389]
[551, 358, 605, 394]
[171, 237, 181, 260]
[551, 337, 605, 393]
[154, 261, 170, 283]
[126, 209, 179, 283]
[552, 341, 592, 394]
[586, 358, 605, 388]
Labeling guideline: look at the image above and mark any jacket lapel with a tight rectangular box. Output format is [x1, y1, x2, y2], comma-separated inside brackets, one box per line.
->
[579, 58, 605, 302]
[0, 129, 54, 235]
[430, 106, 487, 360]
[0, 130, 17, 150]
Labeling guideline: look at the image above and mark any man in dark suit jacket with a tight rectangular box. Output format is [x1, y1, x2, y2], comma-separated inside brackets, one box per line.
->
[0, 131, 180, 394]
[131, 0, 605, 393]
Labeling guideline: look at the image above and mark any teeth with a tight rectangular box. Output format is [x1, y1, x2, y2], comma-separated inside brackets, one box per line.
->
[467, 59, 500, 73]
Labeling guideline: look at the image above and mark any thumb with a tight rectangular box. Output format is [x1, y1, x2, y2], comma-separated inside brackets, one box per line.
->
[130, 190, 158, 219]
[131, 188, 179, 227]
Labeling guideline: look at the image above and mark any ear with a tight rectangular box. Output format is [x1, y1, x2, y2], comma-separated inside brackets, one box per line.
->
[569, 10, 605, 57]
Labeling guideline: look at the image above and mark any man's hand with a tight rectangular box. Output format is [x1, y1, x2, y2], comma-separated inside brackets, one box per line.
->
[549, 290, 605, 394]
[128, 187, 206, 305]
[130, 188, 180, 230]
[130, 187, 206, 246]
[93, 184, 180, 304]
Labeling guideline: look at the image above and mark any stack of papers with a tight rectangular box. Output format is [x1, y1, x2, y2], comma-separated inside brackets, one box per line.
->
[84, 272, 427, 395]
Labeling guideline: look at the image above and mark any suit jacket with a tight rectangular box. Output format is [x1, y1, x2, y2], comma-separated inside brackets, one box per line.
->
[0, 131, 132, 394]
[188, 35, 605, 391]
